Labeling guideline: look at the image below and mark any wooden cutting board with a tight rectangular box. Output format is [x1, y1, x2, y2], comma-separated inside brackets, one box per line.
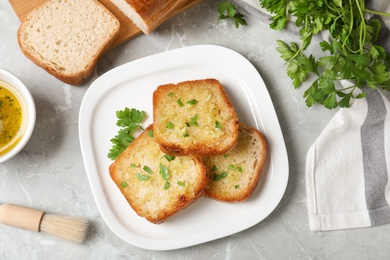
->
[9, 0, 202, 49]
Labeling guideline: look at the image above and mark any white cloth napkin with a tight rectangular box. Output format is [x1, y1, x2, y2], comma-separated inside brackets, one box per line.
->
[234, 0, 390, 231]
[306, 88, 390, 231]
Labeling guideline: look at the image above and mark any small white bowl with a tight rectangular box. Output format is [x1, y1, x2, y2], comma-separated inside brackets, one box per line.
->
[0, 68, 36, 163]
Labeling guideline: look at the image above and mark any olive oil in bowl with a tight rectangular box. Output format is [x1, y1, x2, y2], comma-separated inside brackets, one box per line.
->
[0, 81, 26, 156]
[0, 68, 35, 163]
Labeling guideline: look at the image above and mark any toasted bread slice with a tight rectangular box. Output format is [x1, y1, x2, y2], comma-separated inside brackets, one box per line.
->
[109, 125, 208, 224]
[17, 0, 120, 85]
[203, 123, 267, 202]
[153, 78, 239, 156]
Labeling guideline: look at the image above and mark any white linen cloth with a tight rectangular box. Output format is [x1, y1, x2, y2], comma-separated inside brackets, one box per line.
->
[306, 88, 390, 230]
[234, 0, 390, 231]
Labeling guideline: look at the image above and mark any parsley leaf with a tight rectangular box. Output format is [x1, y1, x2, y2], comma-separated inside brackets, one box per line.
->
[148, 129, 154, 138]
[259, 0, 288, 30]
[213, 171, 228, 181]
[190, 114, 199, 126]
[166, 122, 175, 129]
[186, 99, 198, 105]
[107, 108, 147, 160]
[159, 163, 170, 181]
[163, 154, 175, 162]
[107, 129, 135, 160]
[136, 173, 150, 181]
[116, 108, 146, 130]
[217, 1, 247, 28]
[177, 98, 184, 107]
[143, 165, 153, 174]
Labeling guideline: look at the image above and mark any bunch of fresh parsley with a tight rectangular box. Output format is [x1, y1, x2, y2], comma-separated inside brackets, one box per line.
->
[108, 108, 146, 160]
[259, 0, 390, 109]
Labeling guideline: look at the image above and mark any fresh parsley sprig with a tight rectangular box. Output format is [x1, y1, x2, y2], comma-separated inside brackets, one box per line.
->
[107, 108, 146, 160]
[217, 1, 247, 28]
[260, 0, 390, 109]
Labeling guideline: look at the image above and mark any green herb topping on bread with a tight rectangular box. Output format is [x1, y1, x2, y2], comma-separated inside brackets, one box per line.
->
[109, 125, 208, 224]
[203, 123, 267, 202]
[153, 78, 239, 156]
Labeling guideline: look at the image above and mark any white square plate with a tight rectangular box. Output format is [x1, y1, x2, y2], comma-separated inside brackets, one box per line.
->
[79, 45, 289, 250]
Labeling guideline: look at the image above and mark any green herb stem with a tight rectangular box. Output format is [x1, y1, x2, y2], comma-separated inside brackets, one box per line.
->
[340, 0, 354, 53]
[365, 8, 390, 17]
[355, 0, 366, 54]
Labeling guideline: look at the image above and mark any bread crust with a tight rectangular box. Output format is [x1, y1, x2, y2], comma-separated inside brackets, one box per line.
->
[203, 123, 267, 202]
[17, 0, 120, 85]
[109, 125, 209, 223]
[153, 78, 239, 156]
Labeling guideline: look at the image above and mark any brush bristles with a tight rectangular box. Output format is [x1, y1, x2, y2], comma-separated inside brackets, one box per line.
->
[40, 214, 89, 243]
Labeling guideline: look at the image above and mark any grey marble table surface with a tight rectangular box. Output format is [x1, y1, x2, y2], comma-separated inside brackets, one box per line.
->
[1, 0, 389, 259]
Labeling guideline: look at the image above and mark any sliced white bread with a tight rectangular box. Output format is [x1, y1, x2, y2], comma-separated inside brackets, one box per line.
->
[110, 0, 189, 34]
[109, 125, 208, 224]
[153, 78, 239, 156]
[203, 123, 267, 202]
[17, 0, 120, 85]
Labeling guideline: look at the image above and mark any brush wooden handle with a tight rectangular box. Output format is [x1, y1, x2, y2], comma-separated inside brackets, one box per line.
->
[0, 204, 44, 232]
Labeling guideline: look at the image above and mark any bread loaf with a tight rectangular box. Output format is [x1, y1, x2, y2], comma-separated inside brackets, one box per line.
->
[109, 125, 208, 224]
[153, 78, 239, 156]
[110, 0, 189, 34]
[17, 0, 120, 85]
[203, 123, 267, 202]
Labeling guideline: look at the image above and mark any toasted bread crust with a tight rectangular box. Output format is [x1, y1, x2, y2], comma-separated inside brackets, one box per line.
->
[109, 125, 208, 223]
[153, 78, 239, 156]
[203, 123, 267, 202]
[17, 0, 120, 85]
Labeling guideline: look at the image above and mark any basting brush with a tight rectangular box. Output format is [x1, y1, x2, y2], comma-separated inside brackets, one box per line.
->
[0, 203, 89, 243]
